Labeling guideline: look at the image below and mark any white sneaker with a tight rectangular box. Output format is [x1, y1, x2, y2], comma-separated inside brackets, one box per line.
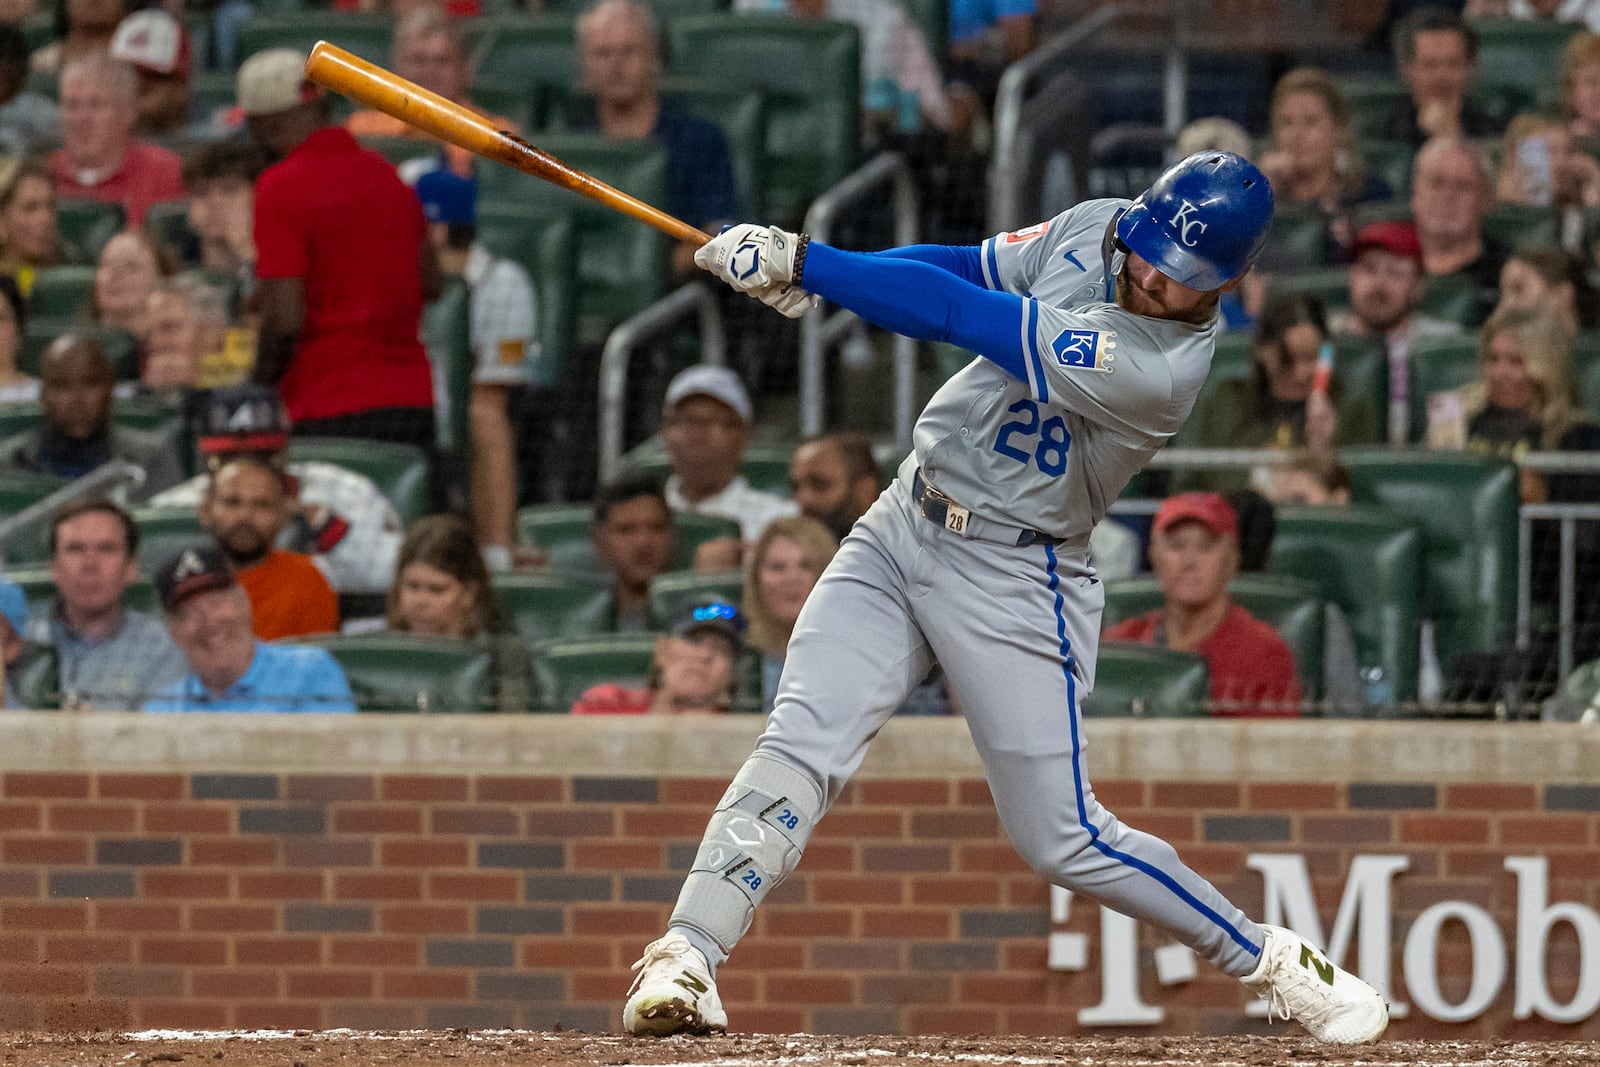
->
[1242, 925, 1389, 1043]
[623, 933, 728, 1036]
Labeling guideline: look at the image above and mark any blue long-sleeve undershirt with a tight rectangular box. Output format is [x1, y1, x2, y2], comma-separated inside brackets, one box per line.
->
[862, 243, 988, 288]
[802, 242, 1030, 383]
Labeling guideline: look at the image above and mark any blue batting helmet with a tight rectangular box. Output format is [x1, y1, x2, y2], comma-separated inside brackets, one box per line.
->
[1115, 151, 1274, 292]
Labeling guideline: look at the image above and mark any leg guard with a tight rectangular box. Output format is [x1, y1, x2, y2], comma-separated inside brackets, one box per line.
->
[669, 755, 822, 957]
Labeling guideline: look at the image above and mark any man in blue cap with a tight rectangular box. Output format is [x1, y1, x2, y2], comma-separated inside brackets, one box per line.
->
[414, 167, 539, 574]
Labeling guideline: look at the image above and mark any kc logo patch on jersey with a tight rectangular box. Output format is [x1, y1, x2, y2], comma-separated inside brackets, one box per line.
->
[1004, 221, 1051, 243]
[1050, 328, 1115, 372]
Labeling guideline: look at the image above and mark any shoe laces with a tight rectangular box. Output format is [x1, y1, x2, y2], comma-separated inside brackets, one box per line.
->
[628, 936, 695, 996]
[1256, 948, 1339, 1031]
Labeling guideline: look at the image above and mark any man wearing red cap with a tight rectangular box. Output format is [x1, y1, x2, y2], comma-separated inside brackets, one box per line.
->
[1104, 493, 1302, 716]
[1329, 220, 1463, 445]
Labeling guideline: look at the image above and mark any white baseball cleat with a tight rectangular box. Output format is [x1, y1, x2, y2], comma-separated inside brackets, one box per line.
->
[1242, 924, 1389, 1043]
[623, 933, 728, 1037]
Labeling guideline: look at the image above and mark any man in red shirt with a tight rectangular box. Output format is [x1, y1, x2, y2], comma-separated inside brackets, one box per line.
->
[237, 48, 441, 448]
[50, 51, 185, 227]
[1103, 493, 1303, 717]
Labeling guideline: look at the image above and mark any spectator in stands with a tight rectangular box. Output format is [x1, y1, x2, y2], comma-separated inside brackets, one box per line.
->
[744, 516, 837, 713]
[0, 333, 182, 499]
[0, 159, 65, 298]
[346, 9, 511, 181]
[788, 430, 882, 543]
[660, 364, 797, 555]
[0, 277, 35, 404]
[1495, 113, 1600, 253]
[385, 514, 533, 713]
[144, 544, 357, 713]
[948, 0, 1037, 96]
[180, 142, 264, 289]
[50, 52, 185, 228]
[1329, 220, 1464, 444]
[108, 8, 192, 137]
[1499, 244, 1595, 337]
[1411, 135, 1505, 326]
[1383, 6, 1502, 148]
[240, 48, 441, 448]
[149, 385, 404, 595]
[139, 277, 217, 400]
[574, 0, 738, 272]
[0, 574, 32, 707]
[572, 596, 746, 715]
[31, 0, 126, 75]
[0, 24, 59, 157]
[1560, 31, 1600, 145]
[199, 455, 341, 641]
[1186, 292, 1381, 489]
[24, 498, 185, 709]
[414, 168, 537, 571]
[91, 229, 172, 338]
[1104, 493, 1303, 717]
[1266, 448, 1354, 507]
[581, 475, 676, 633]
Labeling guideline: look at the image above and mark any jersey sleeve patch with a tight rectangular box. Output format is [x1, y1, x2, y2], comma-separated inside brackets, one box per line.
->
[1050, 328, 1116, 373]
[1004, 221, 1051, 243]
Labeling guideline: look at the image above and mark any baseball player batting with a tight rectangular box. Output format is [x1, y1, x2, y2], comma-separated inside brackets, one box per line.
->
[623, 152, 1388, 1044]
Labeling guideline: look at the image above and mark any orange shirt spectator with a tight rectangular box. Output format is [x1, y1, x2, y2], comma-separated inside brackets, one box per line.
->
[237, 548, 339, 640]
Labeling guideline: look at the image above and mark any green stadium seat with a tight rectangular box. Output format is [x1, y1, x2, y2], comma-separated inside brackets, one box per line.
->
[516, 503, 742, 578]
[1573, 330, 1600, 420]
[291, 631, 497, 713]
[21, 321, 139, 379]
[236, 12, 393, 69]
[619, 438, 794, 495]
[189, 71, 239, 118]
[544, 0, 727, 14]
[1471, 18, 1585, 108]
[7, 567, 158, 616]
[423, 278, 472, 455]
[1420, 272, 1482, 327]
[1482, 203, 1560, 254]
[493, 572, 611, 644]
[531, 630, 762, 712]
[1268, 504, 1425, 704]
[468, 16, 578, 126]
[0, 404, 40, 441]
[287, 437, 432, 524]
[1264, 204, 1332, 270]
[476, 134, 668, 344]
[1337, 76, 1410, 142]
[11, 644, 61, 709]
[1269, 267, 1352, 312]
[1084, 642, 1210, 717]
[131, 507, 209, 574]
[1101, 573, 1327, 700]
[648, 567, 742, 628]
[1361, 143, 1415, 200]
[142, 201, 192, 263]
[27, 265, 97, 320]
[1343, 449, 1520, 673]
[54, 199, 125, 263]
[473, 205, 578, 390]
[0, 469, 67, 566]
[667, 15, 860, 225]
[1409, 332, 1481, 435]
[465, 83, 539, 135]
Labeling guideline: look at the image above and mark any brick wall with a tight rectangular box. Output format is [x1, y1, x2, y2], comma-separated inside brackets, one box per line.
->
[0, 715, 1597, 1037]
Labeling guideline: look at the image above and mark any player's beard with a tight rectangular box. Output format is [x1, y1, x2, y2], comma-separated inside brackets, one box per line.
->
[1115, 261, 1221, 326]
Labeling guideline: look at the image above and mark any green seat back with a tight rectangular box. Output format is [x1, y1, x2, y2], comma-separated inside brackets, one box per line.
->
[532, 630, 761, 711]
[1482, 203, 1560, 254]
[516, 503, 742, 578]
[1362, 142, 1415, 200]
[1086, 642, 1210, 717]
[667, 15, 860, 225]
[1268, 504, 1424, 703]
[1410, 332, 1482, 434]
[1264, 204, 1332, 270]
[469, 16, 578, 119]
[1338, 76, 1410, 142]
[493, 572, 611, 644]
[8, 566, 157, 616]
[27, 265, 97, 320]
[55, 199, 125, 262]
[658, 77, 766, 217]
[131, 507, 209, 574]
[473, 205, 578, 390]
[11, 644, 61, 710]
[1101, 573, 1326, 700]
[648, 567, 743, 628]
[21, 321, 139, 379]
[0, 469, 67, 566]
[1269, 266, 1352, 312]
[1420, 272, 1481, 327]
[236, 12, 393, 68]
[0, 405, 41, 442]
[547, 0, 726, 13]
[292, 631, 495, 713]
[143, 200, 191, 262]
[1344, 450, 1520, 667]
[1331, 333, 1389, 429]
[286, 437, 431, 524]
[423, 278, 472, 454]
[619, 437, 794, 495]
[356, 135, 447, 169]
[189, 71, 239, 119]
[477, 134, 668, 344]
[1574, 330, 1600, 420]
[1471, 18, 1584, 104]
[466, 83, 539, 135]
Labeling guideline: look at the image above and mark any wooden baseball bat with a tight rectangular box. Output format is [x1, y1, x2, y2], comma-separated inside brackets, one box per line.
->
[303, 40, 711, 245]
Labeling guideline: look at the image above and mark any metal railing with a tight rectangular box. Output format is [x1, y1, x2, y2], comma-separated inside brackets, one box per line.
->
[596, 282, 725, 485]
[799, 151, 920, 452]
[0, 460, 147, 557]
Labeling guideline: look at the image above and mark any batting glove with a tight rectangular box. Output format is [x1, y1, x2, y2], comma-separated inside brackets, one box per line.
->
[755, 282, 819, 319]
[695, 223, 805, 292]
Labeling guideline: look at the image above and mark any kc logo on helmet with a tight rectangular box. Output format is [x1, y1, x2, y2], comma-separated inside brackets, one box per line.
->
[1170, 199, 1207, 247]
[1050, 328, 1115, 373]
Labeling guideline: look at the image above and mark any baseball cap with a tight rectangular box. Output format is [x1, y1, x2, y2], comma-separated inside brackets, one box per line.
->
[0, 577, 27, 638]
[110, 9, 193, 78]
[155, 544, 236, 613]
[1350, 220, 1422, 267]
[1153, 492, 1238, 537]
[237, 48, 311, 117]
[193, 384, 291, 456]
[672, 597, 746, 648]
[415, 168, 477, 226]
[664, 365, 752, 422]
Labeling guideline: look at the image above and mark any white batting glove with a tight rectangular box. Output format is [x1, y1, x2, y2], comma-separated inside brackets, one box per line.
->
[695, 224, 803, 292]
[755, 282, 819, 319]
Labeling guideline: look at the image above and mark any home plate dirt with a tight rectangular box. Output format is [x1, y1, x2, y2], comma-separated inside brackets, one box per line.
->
[3, 1031, 1599, 1067]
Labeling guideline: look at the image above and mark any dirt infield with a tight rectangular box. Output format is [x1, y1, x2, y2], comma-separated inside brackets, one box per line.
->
[4, 1031, 1600, 1067]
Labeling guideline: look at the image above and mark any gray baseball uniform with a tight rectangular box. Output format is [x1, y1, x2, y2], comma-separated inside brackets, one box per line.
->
[666, 198, 1266, 985]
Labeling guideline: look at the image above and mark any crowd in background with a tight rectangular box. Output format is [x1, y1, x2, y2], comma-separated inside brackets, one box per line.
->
[0, 0, 1594, 717]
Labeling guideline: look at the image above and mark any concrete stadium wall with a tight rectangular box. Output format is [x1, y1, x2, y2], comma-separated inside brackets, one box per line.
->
[0, 714, 1597, 1038]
